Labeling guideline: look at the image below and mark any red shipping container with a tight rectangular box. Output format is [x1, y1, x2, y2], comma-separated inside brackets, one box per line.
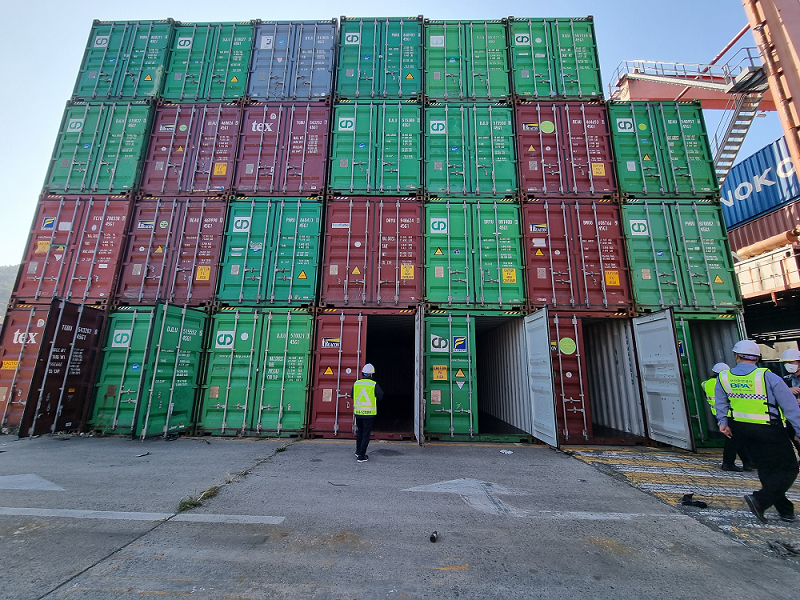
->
[139, 104, 242, 195]
[320, 198, 422, 308]
[523, 202, 632, 312]
[516, 102, 617, 200]
[235, 102, 330, 195]
[727, 200, 800, 252]
[309, 307, 418, 439]
[115, 198, 226, 306]
[12, 195, 132, 305]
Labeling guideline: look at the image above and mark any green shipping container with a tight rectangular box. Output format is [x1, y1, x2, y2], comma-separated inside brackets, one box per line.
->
[424, 20, 511, 100]
[329, 101, 422, 194]
[44, 101, 153, 194]
[90, 304, 207, 438]
[337, 17, 423, 98]
[673, 312, 743, 448]
[508, 17, 602, 98]
[162, 22, 254, 101]
[608, 101, 718, 199]
[425, 103, 517, 196]
[424, 200, 526, 308]
[621, 203, 741, 312]
[198, 308, 313, 436]
[217, 198, 322, 306]
[73, 20, 174, 100]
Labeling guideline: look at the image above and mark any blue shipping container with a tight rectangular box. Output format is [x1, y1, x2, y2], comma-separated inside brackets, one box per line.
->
[248, 20, 336, 100]
[721, 136, 800, 229]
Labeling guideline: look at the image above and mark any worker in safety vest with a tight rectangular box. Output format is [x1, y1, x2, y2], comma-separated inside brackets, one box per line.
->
[781, 348, 800, 399]
[704, 362, 754, 472]
[715, 340, 800, 523]
[351, 363, 383, 463]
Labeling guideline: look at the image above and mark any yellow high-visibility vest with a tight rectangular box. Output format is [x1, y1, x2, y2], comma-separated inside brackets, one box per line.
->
[353, 378, 377, 416]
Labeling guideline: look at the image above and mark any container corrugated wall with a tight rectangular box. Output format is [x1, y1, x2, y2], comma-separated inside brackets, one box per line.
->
[726, 200, 800, 251]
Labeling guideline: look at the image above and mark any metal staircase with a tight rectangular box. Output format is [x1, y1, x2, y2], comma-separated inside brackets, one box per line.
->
[713, 92, 765, 185]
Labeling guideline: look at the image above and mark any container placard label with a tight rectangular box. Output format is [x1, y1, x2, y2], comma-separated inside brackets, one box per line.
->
[111, 330, 132, 348]
[213, 162, 228, 176]
[642, 268, 652, 280]
[429, 120, 446, 134]
[344, 32, 361, 45]
[260, 35, 274, 50]
[177, 37, 193, 50]
[233, 217, 251, 232]
[629, 220, 649, 236]
[67, 119, 85, 133]
[36, 241, 51, 254]
[452, 336, 467, 352]
[329, 264, 339, 275]
[1, 360, 19, 370]
[430, 334, 449, 352]
[431, 389, 442, 405]
[215, 331, 235, 349]
[322, 388, 333, 402]
[93, 36, 110, 48]
[502, 268, 517, 283]
[338, 118, 355, 131]
[321, 337, 340, 348]
[591, 163, 606, 177]
[434, 266, 444, 278]
[401, 265, 414, 280]
[559, 337, 577, 355]
[429, 35, 445, 47]
[604, 270, 620, 286]
[514, 33, 531, 45]
[432, 365, 447, 381]
[429, 218, 448, 234]
[196, 266, 211, 281]
[209, 386, 219, 399]
[616, 118, 634, 133]
[331, 222, 350, 229]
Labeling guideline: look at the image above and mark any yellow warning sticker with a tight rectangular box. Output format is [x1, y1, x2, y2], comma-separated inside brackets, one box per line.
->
[714, 275, 723, 284]
[324, 366, 333, 375]
[177, 145, 184, 152]
[155, 246, 163, 254]
[401, 264, 414, 280]
[36, 241, 51, 254]
[144, 74, 152, 81]
[196, 265, 211, 281]
[231, 75, 239, 83]
[405, 73, 414, 79]
[643, 154, 652, 161]
[502, 268, 517, 284]
[535, 249, 544, 256]
[433, 365, 447, 381]
[455, 368, 465, 378]
[528, 145, 535, 152]
[434, 248, 444, 256]
[2, 360, 19, 370]
[352, 266, 361, 275]
[591, 163, 606, 177]
[298, 270, 307, 279]
[604, 270, 620, 286]
[213, 162, 228, 176]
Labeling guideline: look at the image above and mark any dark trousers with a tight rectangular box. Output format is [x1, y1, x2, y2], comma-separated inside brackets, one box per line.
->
[731, 420, 799, 515]
[355, 416, 375, 457]
[722, 434, 752, 466]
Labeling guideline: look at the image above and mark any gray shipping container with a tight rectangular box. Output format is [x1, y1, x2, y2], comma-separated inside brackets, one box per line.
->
[248, 20, 337, 100]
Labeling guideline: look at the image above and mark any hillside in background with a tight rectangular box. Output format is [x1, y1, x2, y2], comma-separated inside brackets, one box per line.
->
[0, 265, 19, 322]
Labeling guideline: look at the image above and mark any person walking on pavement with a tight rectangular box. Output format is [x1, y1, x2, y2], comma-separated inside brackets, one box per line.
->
[715, 340, 800, 523]
[781, 348, 800, 399]
[352, 363, 383, 463]
[704, 362, 754, 472]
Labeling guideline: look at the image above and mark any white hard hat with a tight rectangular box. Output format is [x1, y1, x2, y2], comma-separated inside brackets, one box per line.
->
[362, 363, 375, 374]
[732, 340, 761, 358]
[781, 348, 800, 362]
[712, 362, 730, 374]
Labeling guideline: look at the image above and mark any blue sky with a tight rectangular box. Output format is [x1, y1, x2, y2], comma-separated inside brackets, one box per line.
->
[0, 0, 783, 265]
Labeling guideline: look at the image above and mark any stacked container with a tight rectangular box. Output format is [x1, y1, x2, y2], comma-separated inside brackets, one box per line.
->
[609, 99, 744, 450]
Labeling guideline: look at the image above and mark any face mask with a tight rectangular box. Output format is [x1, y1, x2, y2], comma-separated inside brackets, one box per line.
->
[786, 363, 799, 374]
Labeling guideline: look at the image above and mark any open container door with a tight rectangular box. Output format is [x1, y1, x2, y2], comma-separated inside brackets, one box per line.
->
[523, 309, 558, 447]
[632, 309, 694, 451]
[414, 305, 425, 445]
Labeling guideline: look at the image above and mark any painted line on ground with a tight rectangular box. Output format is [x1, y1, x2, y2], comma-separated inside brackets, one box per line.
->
[0, 507, 285, 524]
[0, 474, 65, 491]
[612, 465, 758, 478]
[632, 483, 800, 501]
[533, 511, 689, 521]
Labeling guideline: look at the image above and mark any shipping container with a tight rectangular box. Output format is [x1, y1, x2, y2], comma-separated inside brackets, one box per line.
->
[11, 195, 132, 305]
[735, 245, 800, 299]
[328, 101, 422, 194]
[217, 197, 322, 306]
[721, 137, 800, 229]
[162, 22, 255, 101]
[726, 201, 800, 251]
[1, 302, 104, 433]
[320, 197, 422, 307]
[89, 304, 206, 438]
[234, 102, 329, 194]
[197, 307, 312, 436]
[139, 103, 242, 195]
[44, 101, 153, 194]
[507, 17, 602, 99]
[249, 20, 336, 100]
[336, 17, 423, 98]
[18, 301, 106, 437]
[424, 200, 526, 308]
[73, 20, 175, 100]
[425, 103, 517, 197]
[115, 198, 226, 306]
[309, 307, 422, 440]
[522, 202, 632, 312]
[621, 202, 741, 312]
[608, 101, 718, 199]
[515, 102, 616, 199]
[424, 20, 510, 100]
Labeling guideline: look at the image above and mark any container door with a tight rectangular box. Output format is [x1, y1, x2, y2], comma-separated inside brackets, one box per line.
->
[424, 201, 473, 306]
[632, 310, 694, 450]
[425, 105, 469, 195]
[467, 22, 510, 100]
[468, 105, 516, 196]
[508, 19, 554, 98]
[561, 102, 615, 197]
[92, 101, 152, 194]
[374, 199, 422, 307]
[329, 103, 375, 193]
[188, 104, 240, 194]
[523, 309, 558, 447]
[235, 104, 284, 193]
[472, 202, 525, 307]
[383, 18, 422, 97]
[293, 21, 336, 99]
[515, 103, 565, 197]
[523, 203, 577, 309]
[74, 22, 134, 99]
[282, 104, 329, 194]
[337, 19, 380, 98]
[321, 199, 371, 306]
[45, 103, 105, 193]
[163, 25, 212, 101]
[607, 102, 667, 198]
[248, 23, 292, 100]
[551, 18, 602, 98]
[376, 103, 421, 194]
[424, 22, 464, 99]
[203, 23, 253, 100]
[267, 199, 322, 306]
[120, 21, 174, 99]
[413, 305, 424, 445]
[139, 105, 197, 194]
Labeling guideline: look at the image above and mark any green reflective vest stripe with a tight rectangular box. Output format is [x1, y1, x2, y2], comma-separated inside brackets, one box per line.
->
[718, 368, 772, 424]
[702, 378, 719, 416]
[353, 379, 377, 416]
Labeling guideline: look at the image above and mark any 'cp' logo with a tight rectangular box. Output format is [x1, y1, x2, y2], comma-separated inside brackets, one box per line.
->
[430, 218, 448, 234]
[338, 118, 355, 131]
[514, 34, 531, 44]
[630, 220, 649, 236]
[345, 33, 360, 45]
[111, 330, 131, 348]
[233, 217, 251, 232]
[215, 331, 235, 349]
[429, 121, 446, 134]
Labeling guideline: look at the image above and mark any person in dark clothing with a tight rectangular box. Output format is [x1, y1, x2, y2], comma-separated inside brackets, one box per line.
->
[351, 363, 383, 463]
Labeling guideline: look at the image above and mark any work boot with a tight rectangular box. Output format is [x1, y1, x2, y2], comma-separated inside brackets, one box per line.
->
[742, 463, 756, 472]
[744, 494, 768, 523]
[720, 463, 743, 472]
[778, 512, 796, 523]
